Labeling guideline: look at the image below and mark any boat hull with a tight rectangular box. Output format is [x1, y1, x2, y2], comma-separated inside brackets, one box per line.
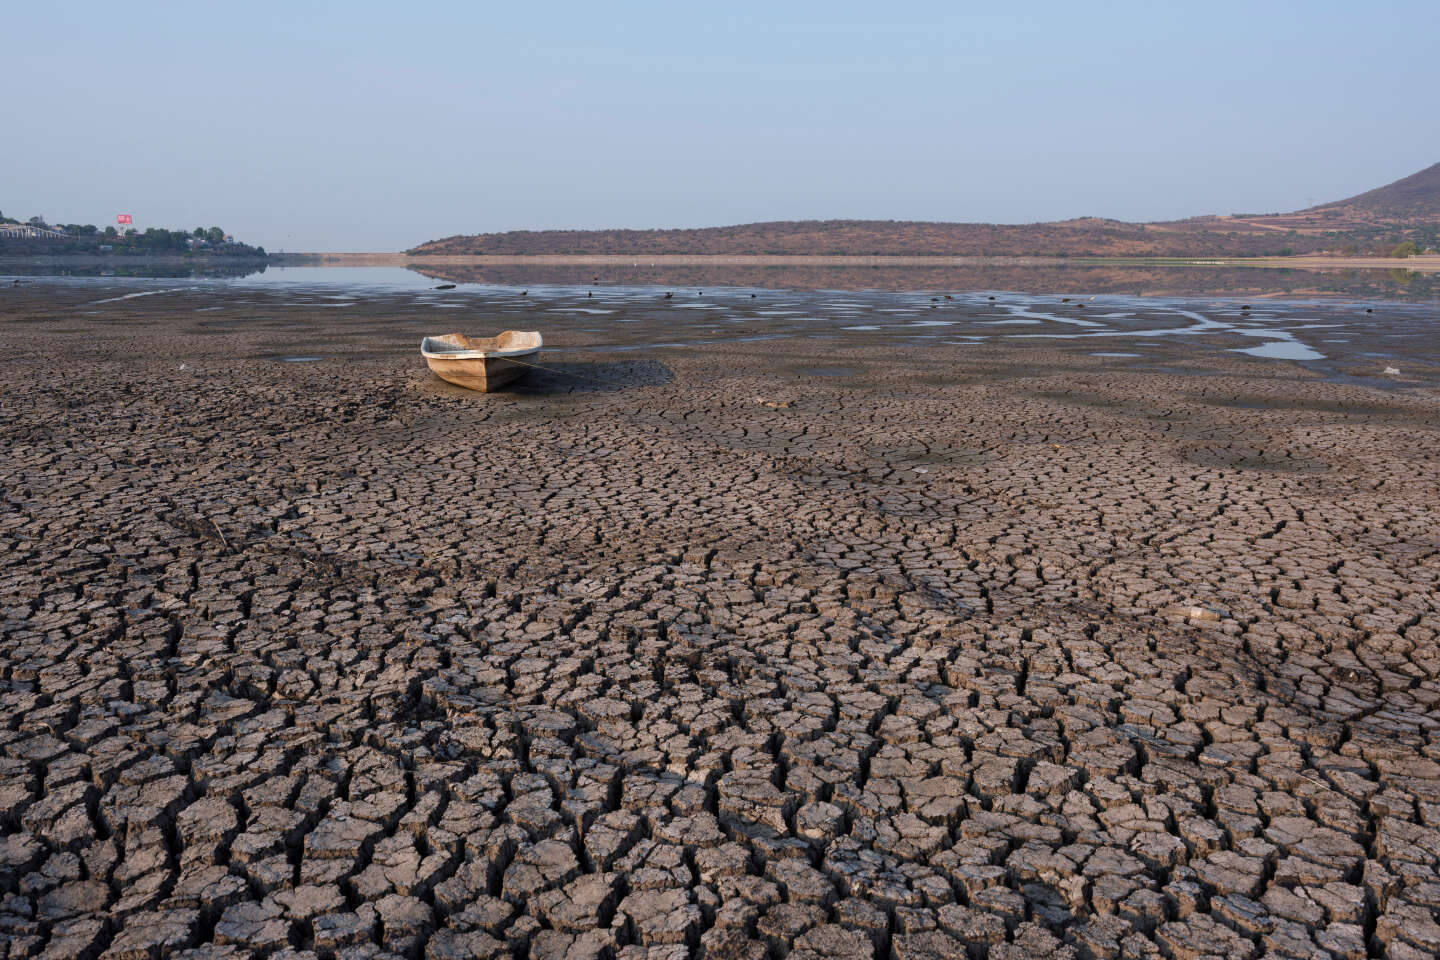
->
[425, 350, 538, 392]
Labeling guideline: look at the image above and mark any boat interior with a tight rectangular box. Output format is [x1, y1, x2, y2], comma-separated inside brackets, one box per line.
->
[420, 331, 542, 358]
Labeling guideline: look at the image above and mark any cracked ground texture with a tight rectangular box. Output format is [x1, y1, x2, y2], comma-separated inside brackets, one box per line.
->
[1, 281, 1439, 959]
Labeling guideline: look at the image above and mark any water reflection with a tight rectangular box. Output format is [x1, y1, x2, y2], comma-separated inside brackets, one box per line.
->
[1232, 339, 1327, 361]
[237, 265, 434, 289]
[1, 261, 265, 280]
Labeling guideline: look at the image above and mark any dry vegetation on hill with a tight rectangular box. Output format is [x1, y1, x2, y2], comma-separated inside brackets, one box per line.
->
[411, 163, 1440, 258]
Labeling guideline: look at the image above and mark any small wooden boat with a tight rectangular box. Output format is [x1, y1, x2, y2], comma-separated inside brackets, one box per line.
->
[420, 331, 542, 392]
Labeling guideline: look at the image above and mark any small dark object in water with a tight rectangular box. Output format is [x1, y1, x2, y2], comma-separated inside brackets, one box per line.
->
[1062, 297, 1071, 303]
[751, 293, 757, 298]
[665, 292, 673, 299]
[10, 280, 19, 287]
[698, 290, 703, 296]
[944, 294, 953, 300]
[434, 283, 456, 290]
[520, 290, 528, 296]
[1366, 308, 1373, 314]
[587, 291, 592, 297]
[988, 295, 996, 300]
[1241, 304, 1251, 310]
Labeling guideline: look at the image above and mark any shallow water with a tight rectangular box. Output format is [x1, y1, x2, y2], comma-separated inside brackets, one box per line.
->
[5, 258, 1440, 301]
[6, 265, 1439, 381]
[1231, 340, 1325, 361]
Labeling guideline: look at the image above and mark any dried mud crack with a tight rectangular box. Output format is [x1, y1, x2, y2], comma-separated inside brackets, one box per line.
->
[2, 283, 1439, 959]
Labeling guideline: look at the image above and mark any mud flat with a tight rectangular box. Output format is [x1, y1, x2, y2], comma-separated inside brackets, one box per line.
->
[2, 280, 1439, 959]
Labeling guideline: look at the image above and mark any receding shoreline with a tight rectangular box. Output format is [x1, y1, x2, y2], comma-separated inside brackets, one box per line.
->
[269, 251, 1440, 272]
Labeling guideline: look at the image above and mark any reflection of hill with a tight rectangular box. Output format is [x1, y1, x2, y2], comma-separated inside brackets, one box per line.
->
[411, 262, 1437, 301]
[411, 162, 1440, 258]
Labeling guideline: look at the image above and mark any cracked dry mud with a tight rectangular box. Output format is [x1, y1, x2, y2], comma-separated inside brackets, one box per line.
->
[2, 282, 1439, 959]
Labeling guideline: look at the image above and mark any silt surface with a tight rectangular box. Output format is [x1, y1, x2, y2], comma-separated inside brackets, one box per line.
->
[1, 280, 1439, 959]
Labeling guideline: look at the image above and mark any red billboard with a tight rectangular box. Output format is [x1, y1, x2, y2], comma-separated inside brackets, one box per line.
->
[116, 214, 132, 225]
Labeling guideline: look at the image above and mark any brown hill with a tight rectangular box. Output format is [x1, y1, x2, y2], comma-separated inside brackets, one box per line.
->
[1303, 161, 1440, 220]
[410, 162, 1440, 258]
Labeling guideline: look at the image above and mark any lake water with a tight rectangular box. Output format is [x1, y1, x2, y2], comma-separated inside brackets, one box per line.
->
[3, 260, 1439, 302]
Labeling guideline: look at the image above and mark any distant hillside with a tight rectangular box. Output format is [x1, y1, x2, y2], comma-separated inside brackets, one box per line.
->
[411, 162, 1440, 258]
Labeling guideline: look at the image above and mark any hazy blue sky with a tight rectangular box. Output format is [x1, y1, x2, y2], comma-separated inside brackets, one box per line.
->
[8, 1, 1437, 251]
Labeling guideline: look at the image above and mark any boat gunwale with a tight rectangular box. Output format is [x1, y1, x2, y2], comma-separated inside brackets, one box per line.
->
[420, 331, 543, 361]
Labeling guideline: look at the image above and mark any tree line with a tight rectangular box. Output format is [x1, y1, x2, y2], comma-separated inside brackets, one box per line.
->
[0, 211, 265, 257]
